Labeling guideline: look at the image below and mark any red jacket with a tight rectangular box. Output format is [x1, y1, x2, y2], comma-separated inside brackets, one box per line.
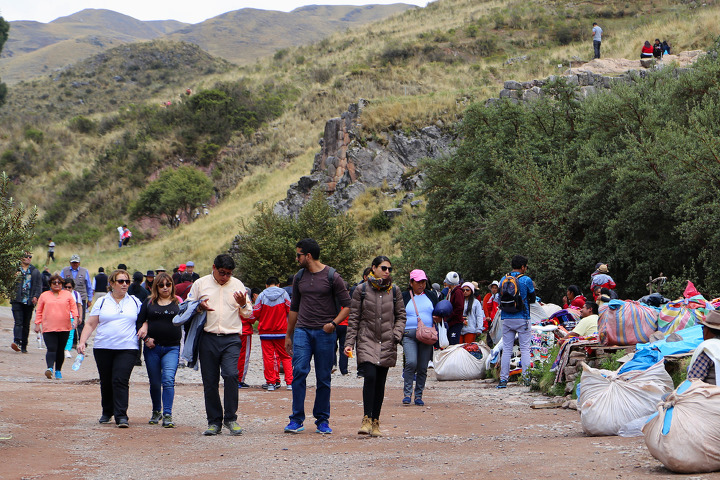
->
[251, 286, 291, 336]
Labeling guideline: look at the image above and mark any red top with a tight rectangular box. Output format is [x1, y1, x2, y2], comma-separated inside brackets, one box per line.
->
[35, 290, 78, 332]
[642, 45, 654, 55]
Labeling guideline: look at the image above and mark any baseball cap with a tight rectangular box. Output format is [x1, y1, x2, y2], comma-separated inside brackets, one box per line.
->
[178, 263, 187, 272]
[186, 261, 194, 267]
[409, 269, 428, 282]
[70, 254, 81, 262]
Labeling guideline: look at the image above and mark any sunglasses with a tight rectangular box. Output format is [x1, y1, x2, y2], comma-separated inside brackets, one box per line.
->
[157, 283, 172, 288]
[462, 288, 472, 292]
[50, 281, 63, 285]
[64, 285, 73, 290]
[296, 252, 307, 258]
[115, 279, 131, 284]
[23, 255, 32, 259]
[380, 266, 393, 272]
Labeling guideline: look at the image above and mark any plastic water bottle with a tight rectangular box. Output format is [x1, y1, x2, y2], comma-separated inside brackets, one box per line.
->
[72, 354, 84, 371]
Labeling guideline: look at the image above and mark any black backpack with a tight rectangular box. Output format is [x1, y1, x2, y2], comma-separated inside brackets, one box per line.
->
[498, 273, 524, 313]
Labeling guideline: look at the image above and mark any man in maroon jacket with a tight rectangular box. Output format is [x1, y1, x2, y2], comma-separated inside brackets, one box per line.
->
[444, 271, 465, 345]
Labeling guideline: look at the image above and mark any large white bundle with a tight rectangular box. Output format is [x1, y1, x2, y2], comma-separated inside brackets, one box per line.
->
[579, 359, 673, 436]
[643, 380, 720, 473]
[433, 343, 489, 381]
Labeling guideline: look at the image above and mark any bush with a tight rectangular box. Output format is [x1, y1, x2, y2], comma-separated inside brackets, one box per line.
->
[310, 68, 333, 84]
[69, 115, 96, 134]
[369, 210, 392, 231]
[23, 127, 43, 144]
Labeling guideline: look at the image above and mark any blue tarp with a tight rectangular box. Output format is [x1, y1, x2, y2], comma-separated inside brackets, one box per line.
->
[617, 325, 703, 374]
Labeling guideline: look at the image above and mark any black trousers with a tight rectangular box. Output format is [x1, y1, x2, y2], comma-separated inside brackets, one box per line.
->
[199, 333, 241, 426]
[12, 302, 34, 350]
[94, 348, 137, 422]
[43, 331, 70, 371]
[361, 362, 390, 419]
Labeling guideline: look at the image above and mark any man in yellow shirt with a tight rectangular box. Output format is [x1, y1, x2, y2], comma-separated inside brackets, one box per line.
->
[569, 301, 599, 338]
[187, 254, 252, 436]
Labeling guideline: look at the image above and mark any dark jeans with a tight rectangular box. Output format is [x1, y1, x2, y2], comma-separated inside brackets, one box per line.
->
[593, 40, 601, 59]
[333, 324, 348, 375]
[11, 302, 34, 350]
[43, 331, 70, 371]
[290, 327, 335, 426]
[402, 330, 433, 400]
[361, 363, 390, 419]
[144, 345, 180, 415]
[448, 323, 463, 345]
[198, 333, 240, 426]
[94, 348, 137, 422]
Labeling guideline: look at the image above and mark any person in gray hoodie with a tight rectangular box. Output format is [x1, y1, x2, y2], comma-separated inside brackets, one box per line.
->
[252, 277, 292, 390]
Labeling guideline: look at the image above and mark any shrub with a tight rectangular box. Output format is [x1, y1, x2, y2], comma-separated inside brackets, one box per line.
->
[310, 67, 333, 84]
[23, 126, 43, 143]
[69, 115, 96, 134]
[369, 210, 392, 231]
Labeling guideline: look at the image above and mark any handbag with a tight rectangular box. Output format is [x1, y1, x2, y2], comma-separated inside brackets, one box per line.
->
[411, 292, 438, 345]
[438, 321, 450, 349]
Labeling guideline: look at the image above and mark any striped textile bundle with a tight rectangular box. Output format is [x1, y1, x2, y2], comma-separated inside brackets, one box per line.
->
[657, 295, 711, 334]
[599, 300, 659, 346]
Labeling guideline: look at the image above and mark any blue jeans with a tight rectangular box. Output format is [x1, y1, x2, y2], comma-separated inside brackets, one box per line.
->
[144, 345, 180, 415]
[402, 330, 433, 399]
[290, 327, 336, 426]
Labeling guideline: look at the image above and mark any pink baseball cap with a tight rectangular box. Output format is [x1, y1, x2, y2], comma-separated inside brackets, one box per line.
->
[409, 269, 428, 282]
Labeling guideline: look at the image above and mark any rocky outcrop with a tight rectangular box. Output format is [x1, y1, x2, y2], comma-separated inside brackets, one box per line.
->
[274, 99, 455, 216]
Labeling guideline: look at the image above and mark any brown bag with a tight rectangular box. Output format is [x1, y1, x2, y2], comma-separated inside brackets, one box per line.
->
[412, 292, 438, 345]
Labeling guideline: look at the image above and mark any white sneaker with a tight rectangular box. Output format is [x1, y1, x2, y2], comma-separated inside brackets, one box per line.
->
[64, 350, 72, 359]
[428, 361, 434, 369]
[267, 384, 275, 391]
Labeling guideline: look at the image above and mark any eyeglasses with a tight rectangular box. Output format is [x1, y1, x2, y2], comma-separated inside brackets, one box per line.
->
[462, 288, 472, 293]
[64, 285, 73, 290]
[296, 252, 307, 258]
[216, 270, 233, 277]
[157, 283, 172, 288]
[115, 279, 131, 284]
[23, 255, 32, 259]
[380, 266, 393, 272]
[50, 281, 63, 285]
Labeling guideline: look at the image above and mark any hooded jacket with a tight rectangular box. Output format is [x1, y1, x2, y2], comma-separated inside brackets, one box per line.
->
[252, 285, 291, 338]
[346, 282, 406, 368]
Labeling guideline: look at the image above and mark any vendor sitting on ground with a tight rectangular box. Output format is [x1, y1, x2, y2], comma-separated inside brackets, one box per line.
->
[558, 301, 598, 346]
[563, 285, 586, 310]
[687, 309, 720, 385]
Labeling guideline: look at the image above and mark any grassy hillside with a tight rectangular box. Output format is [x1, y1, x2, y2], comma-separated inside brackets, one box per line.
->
[3, 0, 720, 282]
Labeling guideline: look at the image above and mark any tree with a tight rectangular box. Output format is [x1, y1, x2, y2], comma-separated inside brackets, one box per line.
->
[0, 17, 8, 108]
[0, 172, 37, 299]
[232, 189, 369, 287]
[130, 166, 213, 227]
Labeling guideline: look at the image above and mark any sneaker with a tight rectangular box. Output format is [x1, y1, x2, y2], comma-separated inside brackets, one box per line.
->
[54, 370, 63, 380]
[162, 415, 175, 428]
[10, 343, 20, 352]
[267, 384, 275, 391]
[496, 380, 508, 389]
[427, 361, 434, 369]
[203, 424, 222, 436]
[64, 350, 72, 359]
[98, 414, 112, 424]
[414, 398, 424, 406]
[223, 420, 243, 436]
[149, 411, 162, 425]
[261, 383, 270, 389]
[284, 421, 304, 433]
[238, 382, 250, 389]
[402, 396, 411, 405]
[315, 422, 332, 434]
[274, 382, 281, 389]
[286, 384, 292, 391]
[45, 368, 53, 379]
[116, 418, 129, 428]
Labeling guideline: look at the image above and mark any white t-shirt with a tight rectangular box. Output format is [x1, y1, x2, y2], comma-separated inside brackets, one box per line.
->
[89, 294, 142, 350]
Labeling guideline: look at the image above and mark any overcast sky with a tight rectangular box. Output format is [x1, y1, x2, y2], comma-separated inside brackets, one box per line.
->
[1, 1, 429, 24]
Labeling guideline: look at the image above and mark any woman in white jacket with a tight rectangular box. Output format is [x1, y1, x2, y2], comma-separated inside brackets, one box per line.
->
[460, 282, 484, 344]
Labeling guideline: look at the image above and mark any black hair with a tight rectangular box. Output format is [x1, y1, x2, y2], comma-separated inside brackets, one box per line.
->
[592, 22, 597, 25]
[361, 267, 372, 281]
[296, 238, 320, 260]
[371, 255, 391, 268]
[511, 255, 528, 270]
[600, 287, 612, 295]
[567, 285, 582, 296]
[117, 263, 127, 270]
[266, 276, 280, 286]
[98, 267, 105, 273]
[213, 253, 235, 271]
[63, 277, 76, 288]
[584, 301, 599, 315]
[251, 287, 262, 297]
[180, 273, 192, 282]
[132, 271, 144, 282]
[464, 289, 476, 315]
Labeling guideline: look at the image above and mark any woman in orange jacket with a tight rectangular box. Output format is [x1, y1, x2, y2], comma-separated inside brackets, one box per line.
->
[35, 274, 79, 379]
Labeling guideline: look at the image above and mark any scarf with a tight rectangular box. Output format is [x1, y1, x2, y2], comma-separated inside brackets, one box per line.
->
[367, 271, 393, 292]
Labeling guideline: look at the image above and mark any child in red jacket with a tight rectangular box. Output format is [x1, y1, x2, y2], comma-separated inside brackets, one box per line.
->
[250, 278, 292, 390]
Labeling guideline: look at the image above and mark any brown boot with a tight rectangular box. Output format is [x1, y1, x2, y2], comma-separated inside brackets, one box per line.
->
[370, 418, 382, 437]
[358, 415, 372, 435]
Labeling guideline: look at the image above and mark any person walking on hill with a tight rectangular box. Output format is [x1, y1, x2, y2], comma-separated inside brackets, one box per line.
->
[284, 238, 351, 435]
[35, 274, 78, 379]
[45, 238, 56, 266]
[11, 252, 42, 353]
[92, 267, 108, 303]
[345, 256, 406, 437]
[252, 276, 293, 391]
[187, 254, 252, 436]
[60, 255, 93, 335]
[497, 255, 535, 389]
[592, 22, 602, 59]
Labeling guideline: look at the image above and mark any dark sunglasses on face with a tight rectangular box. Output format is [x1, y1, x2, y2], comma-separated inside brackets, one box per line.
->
[296, 252, 306, 258]
[64, 285, 73, 290]
[157, 283, 172, 288]
[24, 255, 32, 259]
[115, 279, 131, 284]
[462, 288, 472, 292]
[380, 265, 393, 272]
[50, 281, 63, 285]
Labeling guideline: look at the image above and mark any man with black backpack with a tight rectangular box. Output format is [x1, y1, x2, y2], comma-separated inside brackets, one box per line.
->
[497, 255, 536, 389]
[284, 238, 351, 435]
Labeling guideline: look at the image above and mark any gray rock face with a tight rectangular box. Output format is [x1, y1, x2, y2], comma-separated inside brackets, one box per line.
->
[274, 100, 455, 216]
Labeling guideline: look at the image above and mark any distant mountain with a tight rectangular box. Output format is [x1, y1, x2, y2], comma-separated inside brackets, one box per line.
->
[0, 4, 415, 84]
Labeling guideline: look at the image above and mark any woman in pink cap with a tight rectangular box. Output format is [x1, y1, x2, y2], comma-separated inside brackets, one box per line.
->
[400, 269, 440, 406]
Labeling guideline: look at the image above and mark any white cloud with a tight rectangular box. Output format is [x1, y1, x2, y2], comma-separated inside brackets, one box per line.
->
[2, 1, 429, 24]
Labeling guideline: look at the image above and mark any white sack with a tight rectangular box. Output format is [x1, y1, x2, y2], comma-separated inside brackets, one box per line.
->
[433, 343, 488, 381]
[579, 359, 673, 436]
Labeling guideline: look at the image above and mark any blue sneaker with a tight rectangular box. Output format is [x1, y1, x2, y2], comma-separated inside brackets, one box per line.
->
[496, 380, 508, 389]
[54, 370, 62, 380]
[315, 422, 332, 434]
[402, 396, 411, 405]
[284, 421, 304, 433]
[414, 398, 424, 406]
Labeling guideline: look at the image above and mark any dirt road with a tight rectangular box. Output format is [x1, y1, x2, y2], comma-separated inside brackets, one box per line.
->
[0, 308, 702, 480]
